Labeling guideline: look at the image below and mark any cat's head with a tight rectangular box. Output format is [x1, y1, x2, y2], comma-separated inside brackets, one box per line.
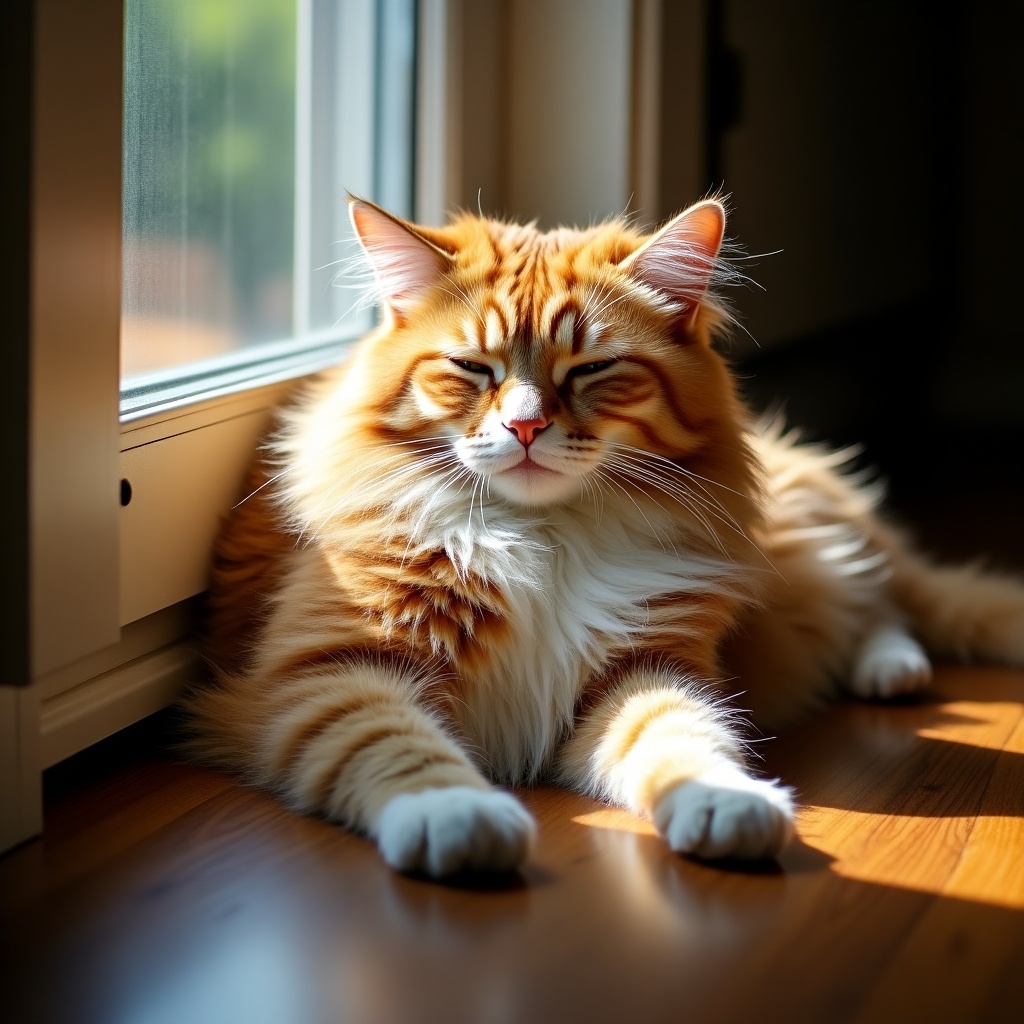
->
[347, 197, 747, 510]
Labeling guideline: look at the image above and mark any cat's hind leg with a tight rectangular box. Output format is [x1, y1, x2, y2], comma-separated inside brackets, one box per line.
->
[849, 622, 932, 699]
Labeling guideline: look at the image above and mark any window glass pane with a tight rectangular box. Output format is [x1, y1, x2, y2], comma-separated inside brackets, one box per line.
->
[122, 0, 298, 378]
[121, 0, 416, 418]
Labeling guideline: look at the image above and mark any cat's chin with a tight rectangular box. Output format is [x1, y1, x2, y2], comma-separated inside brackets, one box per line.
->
[485, 461, 581, 507]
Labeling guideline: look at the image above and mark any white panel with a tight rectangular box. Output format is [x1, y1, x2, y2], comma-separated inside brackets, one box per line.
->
[457, 0, 504, 214]
[653, 0, 707, 222]
[416, 0, 462, 224]
[505, 0, 633, 228]
[630, 0, 663, 224]
[30, 0, 122, 677]
[120, 410, 273, 626]
[317, 0, 378, 327]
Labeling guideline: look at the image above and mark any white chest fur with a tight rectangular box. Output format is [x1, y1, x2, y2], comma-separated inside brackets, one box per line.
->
[437, 501, 740, 781]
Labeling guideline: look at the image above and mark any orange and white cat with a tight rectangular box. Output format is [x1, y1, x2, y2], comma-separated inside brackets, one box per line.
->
[190, 197, 1024, 877]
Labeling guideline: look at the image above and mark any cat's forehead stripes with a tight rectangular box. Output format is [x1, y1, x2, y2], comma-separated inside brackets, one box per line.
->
[542, 296, 587, 352]
[460, 291, 603, 367]
[483, 306, 505, 352]
[457, 222, 624, 354]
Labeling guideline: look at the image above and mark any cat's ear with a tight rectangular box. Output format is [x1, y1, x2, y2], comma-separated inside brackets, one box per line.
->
[621, 200, 725, 330]
[349, 197, 455, 318]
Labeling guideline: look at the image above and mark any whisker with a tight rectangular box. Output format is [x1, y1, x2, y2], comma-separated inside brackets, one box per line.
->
[307, 449, 465, 542]
[603, 441, 750, 503]
[600, 451, 744, 545]
[438, 281, 486, 332]
[597, 443, 783, 575]
[595, 441, 760, 557]
[576, 288, 633, 332]
[593, 468, 677, 556]
[602, 462, 731, 557]
[304, 448, 454, 524]
[232, 468, 290, 508]
[600, 444, 752, 536]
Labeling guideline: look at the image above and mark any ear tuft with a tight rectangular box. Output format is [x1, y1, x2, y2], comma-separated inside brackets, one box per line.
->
[622, 200, 726, 327]
[349, 198, 454, 317]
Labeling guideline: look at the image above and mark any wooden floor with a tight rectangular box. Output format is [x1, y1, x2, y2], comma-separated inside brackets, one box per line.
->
[1, 665, 1022, 1024]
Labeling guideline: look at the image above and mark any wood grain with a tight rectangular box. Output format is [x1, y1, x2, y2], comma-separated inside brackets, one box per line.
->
[1, 665, 1022, 1024]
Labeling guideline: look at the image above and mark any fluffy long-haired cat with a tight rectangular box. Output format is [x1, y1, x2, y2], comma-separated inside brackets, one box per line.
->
[190, 196, 1024, 877]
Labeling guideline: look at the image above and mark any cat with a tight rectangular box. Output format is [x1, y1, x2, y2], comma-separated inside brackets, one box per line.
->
[189, 196, 1024, 877]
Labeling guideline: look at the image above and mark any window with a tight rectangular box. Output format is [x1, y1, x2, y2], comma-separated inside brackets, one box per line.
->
[121, 0, 417, 421]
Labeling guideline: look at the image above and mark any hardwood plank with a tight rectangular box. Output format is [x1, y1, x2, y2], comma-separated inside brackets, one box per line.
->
[0, 759, 232, 909]
[1, 665, 1022, 1024]
[851, 699, 1024, 1024]
[944, 705, 1024, 907]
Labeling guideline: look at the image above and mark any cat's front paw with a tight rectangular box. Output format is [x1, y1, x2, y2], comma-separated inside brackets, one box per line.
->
[376, 786, 536, 877]
[653, 768, 795, 860]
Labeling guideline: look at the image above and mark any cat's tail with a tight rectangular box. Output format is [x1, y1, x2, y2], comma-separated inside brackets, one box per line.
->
[890, 545, 1024, 665]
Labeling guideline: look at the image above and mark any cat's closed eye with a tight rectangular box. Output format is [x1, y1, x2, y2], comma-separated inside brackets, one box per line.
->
[450, 358, 493, 376]
[566, 359, 616, 379]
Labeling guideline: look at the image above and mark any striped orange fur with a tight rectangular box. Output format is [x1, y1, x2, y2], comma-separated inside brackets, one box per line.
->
[187, 197, 1024, 876]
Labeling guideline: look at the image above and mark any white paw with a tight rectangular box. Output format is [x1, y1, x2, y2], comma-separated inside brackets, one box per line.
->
[653, 768, 795, 860]
[851, 625, 933, 699]
[376, 786, 536, 876]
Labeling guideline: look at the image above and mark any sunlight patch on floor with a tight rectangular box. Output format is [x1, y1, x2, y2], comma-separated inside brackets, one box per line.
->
[799, 804, 1024, 910]
[914, 698, 1024, 752]
[571, 808, 657, 836]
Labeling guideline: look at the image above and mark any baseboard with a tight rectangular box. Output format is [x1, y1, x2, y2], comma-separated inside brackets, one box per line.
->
[39, 641, 201, 769]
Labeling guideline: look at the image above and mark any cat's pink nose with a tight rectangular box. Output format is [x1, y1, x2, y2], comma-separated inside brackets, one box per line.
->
[504, 416, 550, 447]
